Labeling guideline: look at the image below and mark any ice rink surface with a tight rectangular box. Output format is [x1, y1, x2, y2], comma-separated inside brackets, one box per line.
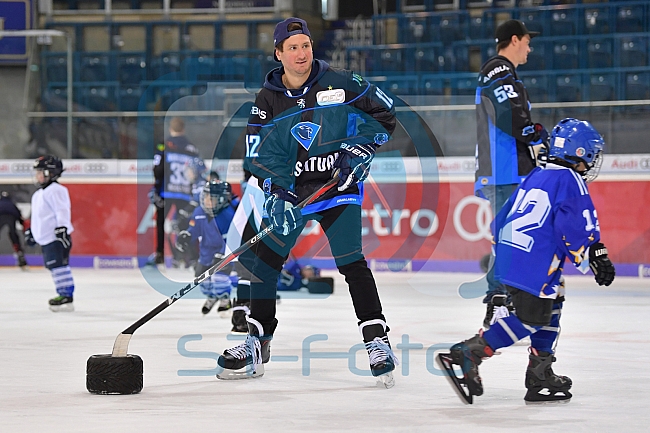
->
[1, 265, 649, 432]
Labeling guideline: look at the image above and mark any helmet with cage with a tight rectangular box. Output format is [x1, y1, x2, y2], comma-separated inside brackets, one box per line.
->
[548, 118, 605, 183]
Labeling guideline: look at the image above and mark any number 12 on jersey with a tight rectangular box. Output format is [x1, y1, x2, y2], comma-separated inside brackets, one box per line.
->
[246, 135, 260, 158]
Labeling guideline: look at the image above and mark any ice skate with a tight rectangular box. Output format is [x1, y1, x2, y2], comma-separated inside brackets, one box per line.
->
[201, 297, 218, 315]
[436, 332, 494, 404]
[524, 348, 572, 404]
[145, 252, 164, 267]
[16, 251, 28, 270]
[217, 318, 276, 380]
[216, 296, 232, 318]
[49, 295, 74, 312]
[483, 294, 512, 329]
[230, 299, 250, 334]
[360, 320, 399, 389]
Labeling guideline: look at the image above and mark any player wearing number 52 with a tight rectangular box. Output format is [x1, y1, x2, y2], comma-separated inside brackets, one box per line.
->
[475, 19, 550, 328]
[438, 118, 615, 405]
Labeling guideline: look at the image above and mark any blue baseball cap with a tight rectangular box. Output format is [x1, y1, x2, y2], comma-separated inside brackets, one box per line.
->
[273, 17, 311, 62]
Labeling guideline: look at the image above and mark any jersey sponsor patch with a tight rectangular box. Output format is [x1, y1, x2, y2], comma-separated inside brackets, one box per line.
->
[250, 105, 267, 120]
[291, 121, 321, 151]
[316, 88, 345, 106]
[374, 133, 389, 145]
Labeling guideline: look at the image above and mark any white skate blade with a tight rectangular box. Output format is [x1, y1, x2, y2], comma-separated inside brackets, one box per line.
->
[49, 303, 74, 312]
[376, 372, 395, 389]
[217, 364, 264, 380]
[524, 397, 571, 406]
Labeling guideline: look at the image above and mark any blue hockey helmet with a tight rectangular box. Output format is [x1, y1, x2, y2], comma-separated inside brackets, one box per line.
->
[200, 179, 232, 217]
[548, 118, 605, 182]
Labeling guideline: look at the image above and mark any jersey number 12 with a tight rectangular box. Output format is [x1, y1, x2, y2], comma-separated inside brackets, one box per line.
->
[246, 135, 260, 158]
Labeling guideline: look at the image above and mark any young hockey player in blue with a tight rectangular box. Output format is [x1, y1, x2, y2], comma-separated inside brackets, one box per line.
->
[438, 118, 616, 404]
[176, 179, 239, 316]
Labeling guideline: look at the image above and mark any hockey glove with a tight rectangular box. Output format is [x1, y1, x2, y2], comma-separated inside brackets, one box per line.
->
[534, 123, 549, 146]
[334, 142, 377, 192]
[264, 188, 303, 236]
[589, 242, 615, 286]
[175, 230, 192, 252]
[24, 229, 36, 247]
[148, 188, 164, 208]
[54, 226, 71, 250]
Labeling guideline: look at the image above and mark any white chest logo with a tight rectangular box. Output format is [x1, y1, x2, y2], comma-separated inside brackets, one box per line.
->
[316, 89, 345, 106]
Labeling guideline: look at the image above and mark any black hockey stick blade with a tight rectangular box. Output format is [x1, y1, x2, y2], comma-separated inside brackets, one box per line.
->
[111, 173, 340, 357]
[436, 353, 473, 405]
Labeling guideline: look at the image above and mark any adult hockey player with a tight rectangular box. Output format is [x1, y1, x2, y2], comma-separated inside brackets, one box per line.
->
[438, 118, 616, 404]
[217, 17, 399, 387]
[25, 155, 76, 312]
[176, 179, 239, 316]
[0, 191, 28, 268]
[148, 117, 200, 266]
[475, 19, 550, 328]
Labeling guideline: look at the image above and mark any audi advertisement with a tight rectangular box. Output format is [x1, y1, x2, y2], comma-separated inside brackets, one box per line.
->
[0, 156, 649, 277]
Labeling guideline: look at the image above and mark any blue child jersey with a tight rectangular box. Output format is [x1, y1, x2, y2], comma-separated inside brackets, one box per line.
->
[187, 198, 239, 266]
[493, 164, 601, 299]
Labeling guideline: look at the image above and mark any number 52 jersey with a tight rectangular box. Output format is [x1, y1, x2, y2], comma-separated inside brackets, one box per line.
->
[493, 164, 602, 299]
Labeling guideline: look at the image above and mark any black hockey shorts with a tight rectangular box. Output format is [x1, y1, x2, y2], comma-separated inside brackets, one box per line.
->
[42, 239, 71, 270]
[506, 285, 553, 327]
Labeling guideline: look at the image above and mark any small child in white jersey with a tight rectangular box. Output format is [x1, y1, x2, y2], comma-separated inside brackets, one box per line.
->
[24, 155, 76, 312]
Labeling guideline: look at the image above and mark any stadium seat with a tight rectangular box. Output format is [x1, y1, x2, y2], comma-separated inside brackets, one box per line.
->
[480, 43, 497, 66]
[376, 48, 404, 74]
[79, 85, 115, 111]
[555, 74, 582, 102]
[117, 54, 147, 85]
[421, 74, 446, 96]
[412, 45, 443, 73]
[616, 6, 645, 33]
[403, 16, 430, 43]
[183, 52, 217, 80]
[151, 53, 181, 80]
[44, 54, 68, 84]
[437, 15, 463, 45]
[518, 10, 545, 35]
[43, 85, 68, 111]
[382, 75, 419, 96]
[521, 75, 549, 103]
[552, 41, 579, 70]
[452, 44, 470, 72]
[118, 86, 144, 111]
[468, 12, 494, 41]
[550, 9, 578, 36]
[79, 54, 111, 82]
[589, 74, 616, 101]
[587, 40, 613, 69]
[625, 72, 650, 100]
[619, 37, 648, 68]
[584, 6, 612, 34]
[451, 75, 477, 97]
[519, 39, 546, 71]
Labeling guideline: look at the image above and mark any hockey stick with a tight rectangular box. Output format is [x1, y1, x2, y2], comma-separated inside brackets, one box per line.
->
[111, 175, 340, 357]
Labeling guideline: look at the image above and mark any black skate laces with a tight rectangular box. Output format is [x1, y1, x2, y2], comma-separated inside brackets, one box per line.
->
[365, 336, 399, 367]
